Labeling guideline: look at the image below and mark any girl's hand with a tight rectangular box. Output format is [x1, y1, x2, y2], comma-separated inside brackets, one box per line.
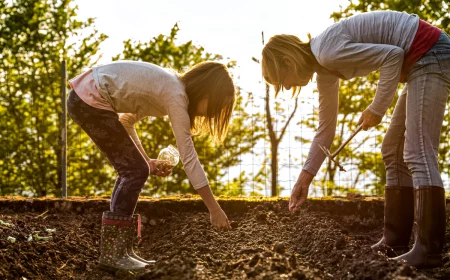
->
[358, 109, 382, 131]
[195, 185, 230, 230]
[209, 207, 231, 230]
[148, 159, 173, 177]
[289, 170, 314, 212]
[289, 183, 309, 212]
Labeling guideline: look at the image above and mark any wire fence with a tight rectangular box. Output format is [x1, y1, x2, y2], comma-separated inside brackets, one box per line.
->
[2, 61, 450, 198]
[66, 64, 450, 198]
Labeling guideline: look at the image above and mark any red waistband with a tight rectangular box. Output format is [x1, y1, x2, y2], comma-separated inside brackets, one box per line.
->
[400, 19, 441, 82]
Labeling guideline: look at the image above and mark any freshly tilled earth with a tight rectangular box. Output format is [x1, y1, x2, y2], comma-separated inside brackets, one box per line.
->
[1, 197, 449, 279]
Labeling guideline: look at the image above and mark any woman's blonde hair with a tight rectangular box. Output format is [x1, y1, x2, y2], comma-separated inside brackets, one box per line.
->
[179, 61, 236, 144]
[261, 34, 315, 97]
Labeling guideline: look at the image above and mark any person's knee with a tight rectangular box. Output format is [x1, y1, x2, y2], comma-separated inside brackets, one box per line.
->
[119, 161, 149, 188]
[135, 162, 150, 184]
[381, 138, 395, 165]
[402, 147, 422, 173]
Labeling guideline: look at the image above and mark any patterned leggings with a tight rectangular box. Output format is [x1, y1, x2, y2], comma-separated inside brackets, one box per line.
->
[67, 89, 148, 215]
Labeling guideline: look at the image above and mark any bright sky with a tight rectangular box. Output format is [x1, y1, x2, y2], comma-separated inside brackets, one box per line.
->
[75, 0, 349, 93]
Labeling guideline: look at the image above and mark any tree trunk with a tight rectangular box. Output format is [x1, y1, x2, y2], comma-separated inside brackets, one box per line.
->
[271, 145, 278, 197]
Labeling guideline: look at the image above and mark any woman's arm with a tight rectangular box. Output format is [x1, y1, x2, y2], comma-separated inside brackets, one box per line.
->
[302, 73, 339, 176]
[289, 73, 339, 211]
[321, 40, 404, 117]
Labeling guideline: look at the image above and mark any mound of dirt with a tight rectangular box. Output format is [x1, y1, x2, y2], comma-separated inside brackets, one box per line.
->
[0, 197, 449, 279]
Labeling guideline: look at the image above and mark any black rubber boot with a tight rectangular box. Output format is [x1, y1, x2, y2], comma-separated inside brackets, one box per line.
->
[99, 211, 149, 272]
[371, 186, 414, 257]
[127, 214, 156, 264]
[392, 186, 446, 269]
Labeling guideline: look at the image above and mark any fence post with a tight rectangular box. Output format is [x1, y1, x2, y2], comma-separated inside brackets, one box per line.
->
[61, 61, 67, 198]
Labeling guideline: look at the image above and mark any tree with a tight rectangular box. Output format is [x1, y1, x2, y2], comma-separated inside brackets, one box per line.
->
[0, 0, 107, 196]
[265, 84, 298, 197]
[113, 24, 265, 196]
[252, 46, 300, 198]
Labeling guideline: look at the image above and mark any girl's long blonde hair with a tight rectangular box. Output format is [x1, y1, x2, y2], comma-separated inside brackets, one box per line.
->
[179, 61, 236, 144]
[261, 34, 315, 97]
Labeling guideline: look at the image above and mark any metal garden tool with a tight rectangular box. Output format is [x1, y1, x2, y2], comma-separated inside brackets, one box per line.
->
[319, 123, 364, 172]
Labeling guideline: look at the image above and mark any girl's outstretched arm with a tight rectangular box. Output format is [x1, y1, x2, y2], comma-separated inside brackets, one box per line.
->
[289, 170, 314, 212]
[197, 185, 231, 230]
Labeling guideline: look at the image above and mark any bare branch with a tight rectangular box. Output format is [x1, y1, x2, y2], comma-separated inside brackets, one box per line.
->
[279, 98, 299, 141]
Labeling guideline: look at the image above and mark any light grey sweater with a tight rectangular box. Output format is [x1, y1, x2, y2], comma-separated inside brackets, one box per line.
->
[92, 61, 208, 189]
[304, 11, 419, 175]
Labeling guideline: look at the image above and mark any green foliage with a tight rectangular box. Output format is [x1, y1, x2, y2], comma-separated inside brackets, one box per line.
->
[0, 0, 107, 196]
[114, 24, 265, 196]
[0, 3, 264, 197]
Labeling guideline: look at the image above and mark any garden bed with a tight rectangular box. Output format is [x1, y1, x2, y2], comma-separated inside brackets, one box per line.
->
[0, 196, 449, 279]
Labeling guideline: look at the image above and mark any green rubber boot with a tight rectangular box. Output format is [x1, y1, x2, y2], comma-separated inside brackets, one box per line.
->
[127, 214, 156, 264]
[99, 211, 149, 272]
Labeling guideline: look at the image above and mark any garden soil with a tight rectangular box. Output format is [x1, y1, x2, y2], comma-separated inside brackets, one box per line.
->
[1, 196, 450, 280]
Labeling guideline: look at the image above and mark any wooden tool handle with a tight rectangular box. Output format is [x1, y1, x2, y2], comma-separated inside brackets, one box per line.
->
[331, 124, 364, 158]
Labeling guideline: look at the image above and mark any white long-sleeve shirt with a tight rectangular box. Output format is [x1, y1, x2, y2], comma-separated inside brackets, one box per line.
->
[92, 61, 208, 189]
[304, 11, 419, 175]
